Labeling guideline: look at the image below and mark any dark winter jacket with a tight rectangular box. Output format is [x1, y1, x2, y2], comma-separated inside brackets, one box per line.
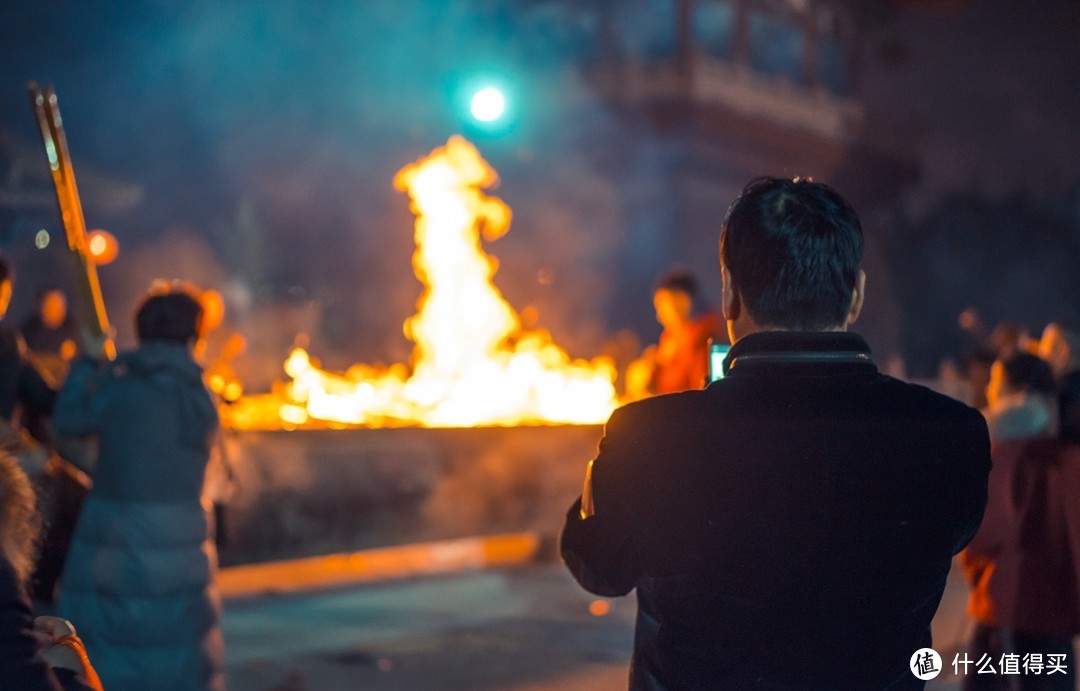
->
[561, 331, 991, 690]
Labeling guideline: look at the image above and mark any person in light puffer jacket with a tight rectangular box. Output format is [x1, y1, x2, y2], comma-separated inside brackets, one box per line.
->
[54, 284, 223, 691]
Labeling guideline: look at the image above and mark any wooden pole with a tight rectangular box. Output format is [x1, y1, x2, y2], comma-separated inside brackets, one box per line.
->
[28, 83, 114, 359]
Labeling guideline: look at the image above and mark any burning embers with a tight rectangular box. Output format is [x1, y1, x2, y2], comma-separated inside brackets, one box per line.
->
[225, 137, 618, 429]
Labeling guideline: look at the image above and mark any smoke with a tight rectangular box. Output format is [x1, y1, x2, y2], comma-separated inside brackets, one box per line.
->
[100, 227, 232, 349]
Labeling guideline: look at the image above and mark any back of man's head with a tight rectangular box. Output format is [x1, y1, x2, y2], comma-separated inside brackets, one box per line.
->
[720, 177, 863, 331]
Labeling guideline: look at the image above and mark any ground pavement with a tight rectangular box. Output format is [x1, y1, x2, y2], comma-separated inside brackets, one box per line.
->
[222, 560, 992, 690]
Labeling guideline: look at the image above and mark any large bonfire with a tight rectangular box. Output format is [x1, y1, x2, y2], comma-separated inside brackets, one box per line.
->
[224, 136, 618, 429]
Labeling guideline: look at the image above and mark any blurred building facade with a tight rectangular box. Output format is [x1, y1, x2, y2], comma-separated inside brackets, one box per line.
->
[519, 0, 910, 359]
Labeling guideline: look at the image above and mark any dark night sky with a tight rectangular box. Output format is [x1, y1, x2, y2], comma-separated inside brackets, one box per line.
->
[2, 1, 1079, 382]
[1, 2, 516, 235]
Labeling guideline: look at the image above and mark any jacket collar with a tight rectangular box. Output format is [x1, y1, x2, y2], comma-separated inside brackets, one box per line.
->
[723, 331, 875, 377]
[118, 340, 204, 383]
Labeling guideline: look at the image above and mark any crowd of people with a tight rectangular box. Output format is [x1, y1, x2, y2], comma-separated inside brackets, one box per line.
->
[0, 257, 222, 690]
[0, 174, 1077, 689]
[956, 323, 1080, 691]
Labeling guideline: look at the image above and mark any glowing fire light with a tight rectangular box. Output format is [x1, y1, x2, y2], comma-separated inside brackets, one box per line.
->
[226, 136, 617, 429]
[86, 229, 119, 265]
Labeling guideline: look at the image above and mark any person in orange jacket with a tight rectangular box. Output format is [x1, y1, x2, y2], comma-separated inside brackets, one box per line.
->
[635, 270, 725, 396]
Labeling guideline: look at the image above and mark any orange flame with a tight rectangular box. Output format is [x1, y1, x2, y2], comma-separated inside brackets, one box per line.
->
[225, 136, 617, 429]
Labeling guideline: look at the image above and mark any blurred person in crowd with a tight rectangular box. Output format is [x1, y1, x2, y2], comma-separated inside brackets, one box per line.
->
[0, 257, 56, 449]
[961, 351, 1079, 691]
[982, 353, 1057, 441]
[0, 452, 101, 690]
[934, 357, 971, 403]
[963, 348, 997, 410]
[989, 321, 1033, 360]
[54, 282, 224, 691]
[1039, 322, 1080, 443]
[562, 177, 990, 689]
[20, 286, 79, 383]
[627, 269, 724, 398]
[0, 262, 86, 606]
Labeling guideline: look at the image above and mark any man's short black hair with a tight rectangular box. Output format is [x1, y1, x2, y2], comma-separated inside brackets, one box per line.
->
[654, 269, 699, 300]
[720, 177, 863, 330]
[1000, 352, 1056, 397]
[135, 289, 203, 344]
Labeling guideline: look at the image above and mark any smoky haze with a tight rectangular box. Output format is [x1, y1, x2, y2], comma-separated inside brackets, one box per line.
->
[2, 1, 1079, 385]
[0, 1, 635, 389]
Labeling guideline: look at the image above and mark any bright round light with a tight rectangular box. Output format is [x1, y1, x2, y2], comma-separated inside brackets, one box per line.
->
[89, 235, 108, 256]
[86, 229, 119, 265]
[35, 229, 50, 249]
[470, 87, 505, 123]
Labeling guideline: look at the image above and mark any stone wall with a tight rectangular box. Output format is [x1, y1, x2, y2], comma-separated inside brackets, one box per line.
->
[216, 425, 602, 566]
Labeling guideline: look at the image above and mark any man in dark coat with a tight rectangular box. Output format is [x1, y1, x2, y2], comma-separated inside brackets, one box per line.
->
[561, 177, 991, 690]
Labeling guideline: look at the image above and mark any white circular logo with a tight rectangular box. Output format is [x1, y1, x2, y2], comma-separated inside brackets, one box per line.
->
[910, 648, 942, 680]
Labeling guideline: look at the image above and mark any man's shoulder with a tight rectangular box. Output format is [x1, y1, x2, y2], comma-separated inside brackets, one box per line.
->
[605, 374, 985, 441]
[865, 375, 989, 458]
[864, 372, 980, 419]
[613, 389, 710, 419]
[601, 390, 709, 436]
